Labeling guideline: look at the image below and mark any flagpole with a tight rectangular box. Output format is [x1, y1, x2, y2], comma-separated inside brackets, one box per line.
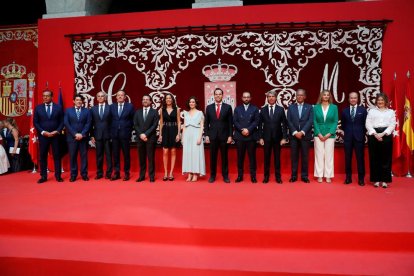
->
[407, 70, 413, 178]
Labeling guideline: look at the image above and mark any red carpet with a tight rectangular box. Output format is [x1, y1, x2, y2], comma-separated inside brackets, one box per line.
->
[1, 171, 414, 275]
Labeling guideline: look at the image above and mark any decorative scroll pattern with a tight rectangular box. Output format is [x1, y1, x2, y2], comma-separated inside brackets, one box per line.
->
[72, 25, 385, 143]
[73, 26, 383, 106]
[0, 28, 38, 47]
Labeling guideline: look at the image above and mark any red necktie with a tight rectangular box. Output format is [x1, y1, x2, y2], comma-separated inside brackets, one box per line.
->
[216, 104, 221, 119]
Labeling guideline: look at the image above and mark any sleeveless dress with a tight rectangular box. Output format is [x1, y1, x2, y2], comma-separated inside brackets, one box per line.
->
[161, 108, 179, 148]
[182, 110, 206, 176]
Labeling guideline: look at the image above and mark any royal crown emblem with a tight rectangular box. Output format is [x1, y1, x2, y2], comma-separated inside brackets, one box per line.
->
[202, 59, 238, 82]
[1, 62, 27, 79]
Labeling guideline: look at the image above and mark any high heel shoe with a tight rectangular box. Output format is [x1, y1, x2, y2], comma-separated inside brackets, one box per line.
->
[186, 174, 193, 182]
[191, 175, 198, 182]
[163, 175, 168, 181]
[168, 175, 174, 181]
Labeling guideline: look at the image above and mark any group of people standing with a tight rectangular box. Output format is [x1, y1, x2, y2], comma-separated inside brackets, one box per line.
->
[30, 87, 396, 188]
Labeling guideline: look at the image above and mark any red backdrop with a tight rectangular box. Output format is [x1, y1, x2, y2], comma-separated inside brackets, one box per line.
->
[36, 0, 414, 174]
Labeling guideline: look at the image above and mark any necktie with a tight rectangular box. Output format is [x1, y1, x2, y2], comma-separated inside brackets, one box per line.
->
[216, 104, 221, 119]
[46, 104, 51, 118]
[118, 104, 123, 117]
[99, 105, 104, 119]
[76, 108, 81, 120]
[298, 104, 303, 119]
[351, 106, 355, 121]
[270, 105, 274, 119]
[144, 108, 148, 121]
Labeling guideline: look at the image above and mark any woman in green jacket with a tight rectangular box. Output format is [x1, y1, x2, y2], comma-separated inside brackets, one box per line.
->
[313, 90, 338, 183]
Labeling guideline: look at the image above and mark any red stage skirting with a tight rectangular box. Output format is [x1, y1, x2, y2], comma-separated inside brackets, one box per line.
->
[0, 171, 414, 275]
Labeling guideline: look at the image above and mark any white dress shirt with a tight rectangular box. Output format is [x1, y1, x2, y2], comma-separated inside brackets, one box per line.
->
[366, 107, 396, 135]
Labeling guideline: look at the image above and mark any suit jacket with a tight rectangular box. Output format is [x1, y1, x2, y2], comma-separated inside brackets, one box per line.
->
[233, 104, 260, 141]
[204, 102, 233, 140]
[259, 105, 288, 141]
[110, 102, 135, 140]
[313, 104, 338, 138]
[34, 102, 64, 134]
[133, 107, 159, 144]
[287, 103, 314, 141]
[91, 104, 111, 140]
[341, 105, 367, 142]
[64, 107, 92, 142]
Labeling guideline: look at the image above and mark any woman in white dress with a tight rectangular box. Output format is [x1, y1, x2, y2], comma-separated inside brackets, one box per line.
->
[182, 96, 206, 181]
[0, 136, 10, 174]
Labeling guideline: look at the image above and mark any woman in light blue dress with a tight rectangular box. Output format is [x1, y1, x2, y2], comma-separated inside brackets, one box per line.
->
[182, 96, 206, 181]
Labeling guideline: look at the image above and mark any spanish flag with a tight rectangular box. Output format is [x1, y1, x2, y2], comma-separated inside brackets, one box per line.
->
[402, 72, 414, 152]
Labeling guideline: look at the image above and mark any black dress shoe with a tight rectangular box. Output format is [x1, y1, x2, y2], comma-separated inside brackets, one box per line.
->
[344, 178, 352, 184]
[105, 175, 111, 179]
[223, 178, 230, 183]
[136, 177, 145, 182]
[289, 177, 297, 183]
[302, 178, 310, 183]
[208, 177, 215, 183]
[276, 178, 283, 184]
[262, 177, 269, 184]
[111, 175, 121, 181]
[56, 177, 64, 182]
[251, 177, 257, 183]
[235, 176, 243, 183]
[37, 178, 47, 184]
[358, 180, 365, 186]
[95, 175, 103, 180]
[69, 177, 76, 182]
[149, 178, 155, 182]
[82, 176, 89, 181]
[123, 176, 130, 181]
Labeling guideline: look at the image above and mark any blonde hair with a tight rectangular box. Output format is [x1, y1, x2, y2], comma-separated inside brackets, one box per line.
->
[316, 90, 333, 104]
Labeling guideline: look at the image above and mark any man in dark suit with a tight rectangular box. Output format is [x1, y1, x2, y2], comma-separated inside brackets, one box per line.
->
[133, 94, 159, 182]
[287, 89, 313, 183]
[64, 94, 92, 182]
[110, 90, 135, 181]
[204, 88, 233, 183]
[259, 90, 288, 184]
[233, 92, 260, 183]
[342, 92, 367, 186]
[33, 89, 64, 183]
[90, 91, 112, 180]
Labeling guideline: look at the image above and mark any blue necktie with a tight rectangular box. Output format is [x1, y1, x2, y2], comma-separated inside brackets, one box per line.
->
[46, 104, 51, 118]
[76, 108, 81, 120]
[298, 105, 303, 119]
[99, 105, 104, 119]
[351, 106, 355, 121]
[270, 106, 274, 119]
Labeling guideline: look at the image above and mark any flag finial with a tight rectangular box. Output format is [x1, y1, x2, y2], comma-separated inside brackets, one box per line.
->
[408, 71, 411, 79]
[394, 72, 397, 80]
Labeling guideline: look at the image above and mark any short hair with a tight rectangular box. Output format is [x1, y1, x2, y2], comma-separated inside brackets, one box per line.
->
[349, 91, 359, 98]
[376, 92, 389, 107]
[266, 90, 277, 97]
[97, 91, 107, 97]
[242, 91, 251, 97]
[296, 89, 306, 96]
[162, 94, 177, 109]
[316, 90, 333, 104]
[142, 94, 152, 101]
[186, 96, 199, 109]
[213, 88, 223, 95]
[43, 89, 53, 97]
[116, 90, 126, 96]
[73, 94, 84, 101]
